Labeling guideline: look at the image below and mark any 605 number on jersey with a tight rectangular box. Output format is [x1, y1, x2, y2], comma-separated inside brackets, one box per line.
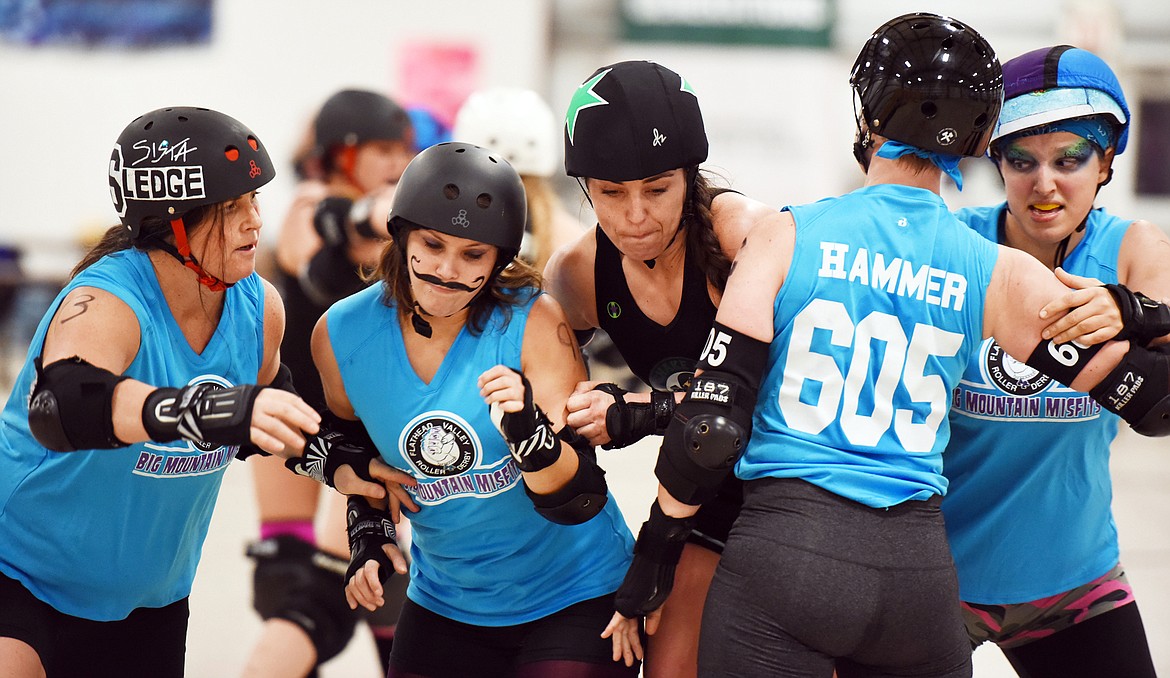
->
[780, 299, 963, 452]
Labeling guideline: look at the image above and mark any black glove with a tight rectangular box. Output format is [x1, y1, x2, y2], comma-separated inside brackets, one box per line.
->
[489, 368, 561, 472]
[1104, 283, 1170, 347]
[285, 428, 378, 490]
[594, 383, 676, 449]
[142, 382, 261, 446]
[613, 500, 695, 618]
[345, 496, 399, 584]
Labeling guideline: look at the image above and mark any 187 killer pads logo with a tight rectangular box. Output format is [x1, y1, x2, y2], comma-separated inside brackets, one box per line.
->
[109, 138, 206, 217]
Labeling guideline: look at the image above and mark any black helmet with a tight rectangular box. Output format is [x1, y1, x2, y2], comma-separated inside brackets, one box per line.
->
[108, 106, 274, 240]
[314, 89, 412, 155]
[564, 60, 708, 182]
[850, 13, 1003, 157]
[387, 142, 526, 259]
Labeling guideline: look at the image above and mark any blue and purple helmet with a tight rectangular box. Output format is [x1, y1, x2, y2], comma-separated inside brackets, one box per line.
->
[992, 45, 1130, 154]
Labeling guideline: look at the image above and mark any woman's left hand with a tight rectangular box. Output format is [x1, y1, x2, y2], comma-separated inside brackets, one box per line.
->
[477, 364, 527, 413]
[1039, 268, 1122, 346]
[601, 611, 644, 667]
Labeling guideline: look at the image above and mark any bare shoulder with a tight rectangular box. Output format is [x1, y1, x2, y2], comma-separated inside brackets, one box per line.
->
[1119, 218, 1170, 298]
[543, 227, 598, 328]
[524, 293, 576, 345]
[43, 285, 141, 370]
[711, 191, 780, 259]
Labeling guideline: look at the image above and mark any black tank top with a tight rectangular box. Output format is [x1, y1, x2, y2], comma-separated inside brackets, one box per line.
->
[593, 226, 717, 391]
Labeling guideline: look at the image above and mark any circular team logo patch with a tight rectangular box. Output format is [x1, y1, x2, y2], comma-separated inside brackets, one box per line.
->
[648, 356, 695, 392]
[400, 412, 479, 477]
[985, 340, 1051, 396]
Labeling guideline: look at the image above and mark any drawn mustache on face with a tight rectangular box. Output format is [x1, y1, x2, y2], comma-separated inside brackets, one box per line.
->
[410, 257, 486, 293]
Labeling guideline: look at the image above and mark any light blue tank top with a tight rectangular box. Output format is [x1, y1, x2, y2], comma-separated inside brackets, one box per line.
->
[327, 284, 634, 626]
[0, 247, 264, 620]
[737, 184, 997, 508]
[944, 204, 1127, 603]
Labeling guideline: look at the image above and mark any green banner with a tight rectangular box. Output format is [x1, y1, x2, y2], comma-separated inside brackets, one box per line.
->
[620, 0, 835, 48]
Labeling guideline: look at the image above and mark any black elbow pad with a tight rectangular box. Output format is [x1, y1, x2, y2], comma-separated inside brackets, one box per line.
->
[1090, 344, 1170, 436]
[656, 322, 768, 505]
[28, 356, 128, 452]
[524, 451, 609, 525]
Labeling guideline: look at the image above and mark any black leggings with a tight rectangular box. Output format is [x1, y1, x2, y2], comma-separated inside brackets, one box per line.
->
[1003, 602, 1157, 678]
[0, 570, 188, 677]
[700, 478, 971, 678]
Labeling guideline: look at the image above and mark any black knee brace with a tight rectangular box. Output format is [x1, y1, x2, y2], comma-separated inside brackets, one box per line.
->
[246, 534, 358, 663]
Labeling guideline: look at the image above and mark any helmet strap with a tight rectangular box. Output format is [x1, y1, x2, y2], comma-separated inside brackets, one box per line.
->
[851, 91, 874, 171]
[336, 145, 360, 188]
[169, 218, 230, 292]
[410, 302, 434, 338]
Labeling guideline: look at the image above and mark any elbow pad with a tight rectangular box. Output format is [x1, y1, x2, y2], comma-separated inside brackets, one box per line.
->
[524, 443, 609, 525]
[655, 322, 769, 505]
[1090, 343, 1170, 436]
[27, 356, 128, 452]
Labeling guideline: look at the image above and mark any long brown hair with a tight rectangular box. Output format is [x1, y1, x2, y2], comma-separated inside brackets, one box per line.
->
[372, 224, 543, 335]
[683, 168, 732, 292]
[71, 204, 224, 280]
[520, 175, 558, 273]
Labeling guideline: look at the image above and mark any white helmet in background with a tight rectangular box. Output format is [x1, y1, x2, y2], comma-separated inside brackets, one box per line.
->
[453, 87, 558, 178]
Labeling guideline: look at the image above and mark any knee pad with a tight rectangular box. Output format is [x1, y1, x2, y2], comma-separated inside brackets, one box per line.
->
[246, 534, 358, 663]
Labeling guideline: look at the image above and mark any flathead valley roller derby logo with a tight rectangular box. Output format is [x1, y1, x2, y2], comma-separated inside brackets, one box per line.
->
[648, 356, 695, 392]
[400, 412, 479, 477]
[983, 340, 1052, 396]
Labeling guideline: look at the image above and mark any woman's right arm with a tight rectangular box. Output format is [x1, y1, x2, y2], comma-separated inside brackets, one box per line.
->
[34, 286, 319, 455]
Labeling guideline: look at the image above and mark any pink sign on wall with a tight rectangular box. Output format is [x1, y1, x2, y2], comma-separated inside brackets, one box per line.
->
[398, 42, 480, 129]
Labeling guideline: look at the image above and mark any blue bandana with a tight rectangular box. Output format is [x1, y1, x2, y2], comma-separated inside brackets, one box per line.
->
[1001, 116, 1116, 153]
[875, 140, 965, 191]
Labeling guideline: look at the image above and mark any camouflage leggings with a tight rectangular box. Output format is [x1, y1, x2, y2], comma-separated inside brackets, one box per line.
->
[961, 563, 1133, 649]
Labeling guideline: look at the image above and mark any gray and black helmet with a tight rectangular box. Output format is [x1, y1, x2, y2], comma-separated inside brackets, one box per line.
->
[314, 89, 412, 156]
[850, 13, 1003, 158]
[564, 60, 707, 182]
[108, 106, 274, 240]
[387, 142, 526, 261]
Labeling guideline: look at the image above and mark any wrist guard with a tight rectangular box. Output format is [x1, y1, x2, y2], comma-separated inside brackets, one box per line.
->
[594, 383, 676, 449]
[613, 500, 695, 618]
[489, 369, 561, 472]
[142, 382, 260, 446]
[285, 426, 377, 489]
[1104, 283, 1170, 347]
[237, 363, 297, 461]
[345, 496, 398, 584]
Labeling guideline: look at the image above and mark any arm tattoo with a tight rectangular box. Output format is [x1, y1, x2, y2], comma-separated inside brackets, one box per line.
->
[556, 321, 580, 351]
[59, 294, 95, 324]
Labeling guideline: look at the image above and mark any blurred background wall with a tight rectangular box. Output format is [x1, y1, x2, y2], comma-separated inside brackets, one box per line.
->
[2, 0, 1169, 285]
